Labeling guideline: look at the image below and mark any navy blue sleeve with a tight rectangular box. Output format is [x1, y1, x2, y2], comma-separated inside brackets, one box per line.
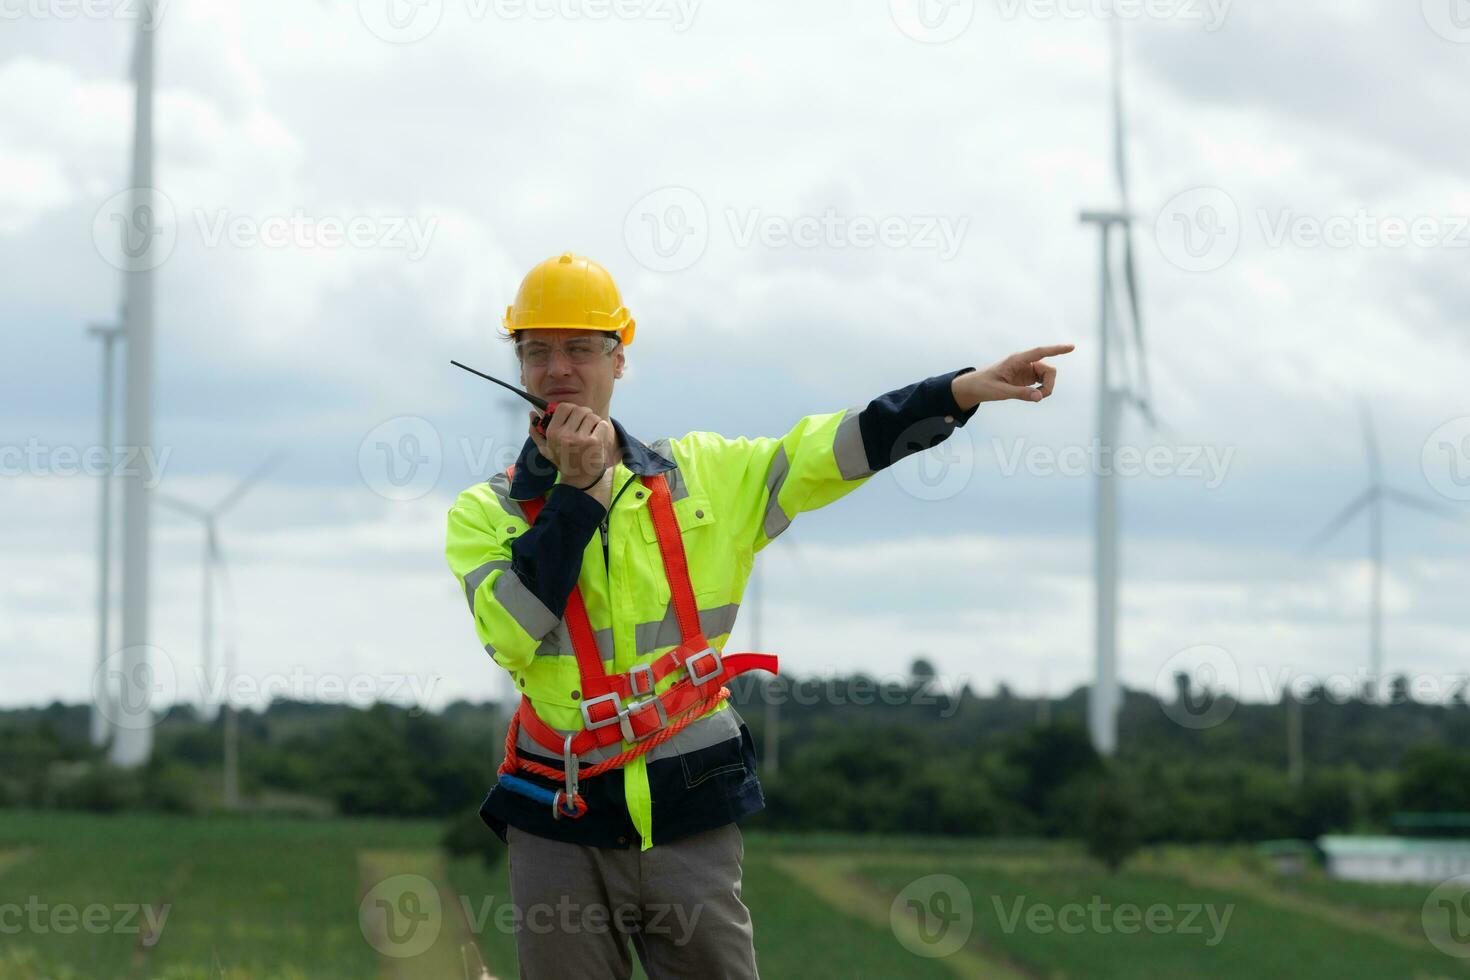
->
[858, 367, 979, 473]
[509, 483, 606, 620]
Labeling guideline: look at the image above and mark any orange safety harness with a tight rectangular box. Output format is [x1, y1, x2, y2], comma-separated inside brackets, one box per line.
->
[496, 466, 778, 819]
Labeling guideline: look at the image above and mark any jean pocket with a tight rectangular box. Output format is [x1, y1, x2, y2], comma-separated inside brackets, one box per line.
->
[679, 735, 749, 790]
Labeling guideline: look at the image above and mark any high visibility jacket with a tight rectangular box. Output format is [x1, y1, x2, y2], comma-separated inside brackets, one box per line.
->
[445, 367, 978, 850]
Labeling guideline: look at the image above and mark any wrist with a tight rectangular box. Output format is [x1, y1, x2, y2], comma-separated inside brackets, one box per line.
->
[950, 368, 980, 412]
[572, 467, 608, 491]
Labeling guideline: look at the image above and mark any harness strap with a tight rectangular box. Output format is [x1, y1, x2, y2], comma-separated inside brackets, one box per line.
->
[496, 460, 778, 818]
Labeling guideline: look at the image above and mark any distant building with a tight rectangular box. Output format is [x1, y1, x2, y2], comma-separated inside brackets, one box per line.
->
[1319, 836, 1470, 884]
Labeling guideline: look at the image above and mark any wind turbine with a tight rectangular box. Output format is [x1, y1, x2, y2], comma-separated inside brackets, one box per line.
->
[1080, 19, 1159, 757]
[156, 453, 282, 718]
[88, 322, 124, 748]
[1305, 404, 1464, 688]
[110, 0, 160, 768]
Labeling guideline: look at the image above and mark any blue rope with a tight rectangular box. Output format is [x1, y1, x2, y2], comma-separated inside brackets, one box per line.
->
[499, 773, 556, 806]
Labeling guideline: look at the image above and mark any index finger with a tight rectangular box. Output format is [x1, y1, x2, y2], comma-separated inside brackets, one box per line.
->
[1017, 343, 1076, 362]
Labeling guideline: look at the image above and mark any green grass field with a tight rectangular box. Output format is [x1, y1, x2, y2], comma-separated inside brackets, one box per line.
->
[2, 812, 1467, 979]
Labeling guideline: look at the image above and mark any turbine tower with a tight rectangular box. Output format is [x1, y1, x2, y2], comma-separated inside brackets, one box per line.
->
[1080, 19, 1158, 756]
[1306, 404, 1463, 688]
[110, 0, 160, 767]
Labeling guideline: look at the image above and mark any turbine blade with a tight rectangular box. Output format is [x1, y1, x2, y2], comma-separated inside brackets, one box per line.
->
[1303, 488, 1376, 553]
[154, 492, 207, 519]
[1382, 486, 1468, 525]
[214, 451, 286, 517]
[1122, 229, 1154, 410]
[1109, 18, 1129, 208]
[1358, 402, 1380, 484]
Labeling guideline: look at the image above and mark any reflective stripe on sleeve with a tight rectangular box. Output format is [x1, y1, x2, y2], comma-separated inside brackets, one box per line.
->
[491, 567, 559, 639]
[464, 559, 512, 612]
[832, 406, 873, 480]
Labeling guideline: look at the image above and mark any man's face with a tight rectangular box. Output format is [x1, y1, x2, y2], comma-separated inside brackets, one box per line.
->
[516, 327, 624, 418]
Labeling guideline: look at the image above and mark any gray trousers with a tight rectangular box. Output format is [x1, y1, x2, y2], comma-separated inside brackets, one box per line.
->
[505, 821, 759, 980]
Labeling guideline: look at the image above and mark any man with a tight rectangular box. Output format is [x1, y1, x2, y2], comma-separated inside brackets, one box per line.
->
[445, 252, 1073, 978]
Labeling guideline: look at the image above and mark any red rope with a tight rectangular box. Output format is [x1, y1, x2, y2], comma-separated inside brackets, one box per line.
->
[499, 688, 731, 818]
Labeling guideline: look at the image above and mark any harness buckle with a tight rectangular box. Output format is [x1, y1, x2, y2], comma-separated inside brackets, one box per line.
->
[580, 691, 623, 731]
[684, 648, 724, 687]
[618, 696, 668, 743]
[627, 662, 656, 698]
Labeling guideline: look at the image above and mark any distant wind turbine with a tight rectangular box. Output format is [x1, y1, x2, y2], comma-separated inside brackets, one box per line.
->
[1080, 19, 1160, 757]
[156, 453, 282, 719]
[1305, 404, 1464, 686]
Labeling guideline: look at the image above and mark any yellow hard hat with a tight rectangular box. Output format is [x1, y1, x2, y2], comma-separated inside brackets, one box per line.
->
[503, 252, 636, 347]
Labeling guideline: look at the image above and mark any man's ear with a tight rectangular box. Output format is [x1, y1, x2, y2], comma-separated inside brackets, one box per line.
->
[613, 345, 625, 380]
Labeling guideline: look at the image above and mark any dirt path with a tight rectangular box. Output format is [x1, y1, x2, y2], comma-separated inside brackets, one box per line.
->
[358, 849, 489, 980]
[773, 854, 1035, 980]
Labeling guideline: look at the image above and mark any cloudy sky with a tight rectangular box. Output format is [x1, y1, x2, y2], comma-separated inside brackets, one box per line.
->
[4, 0, 1468, 720]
